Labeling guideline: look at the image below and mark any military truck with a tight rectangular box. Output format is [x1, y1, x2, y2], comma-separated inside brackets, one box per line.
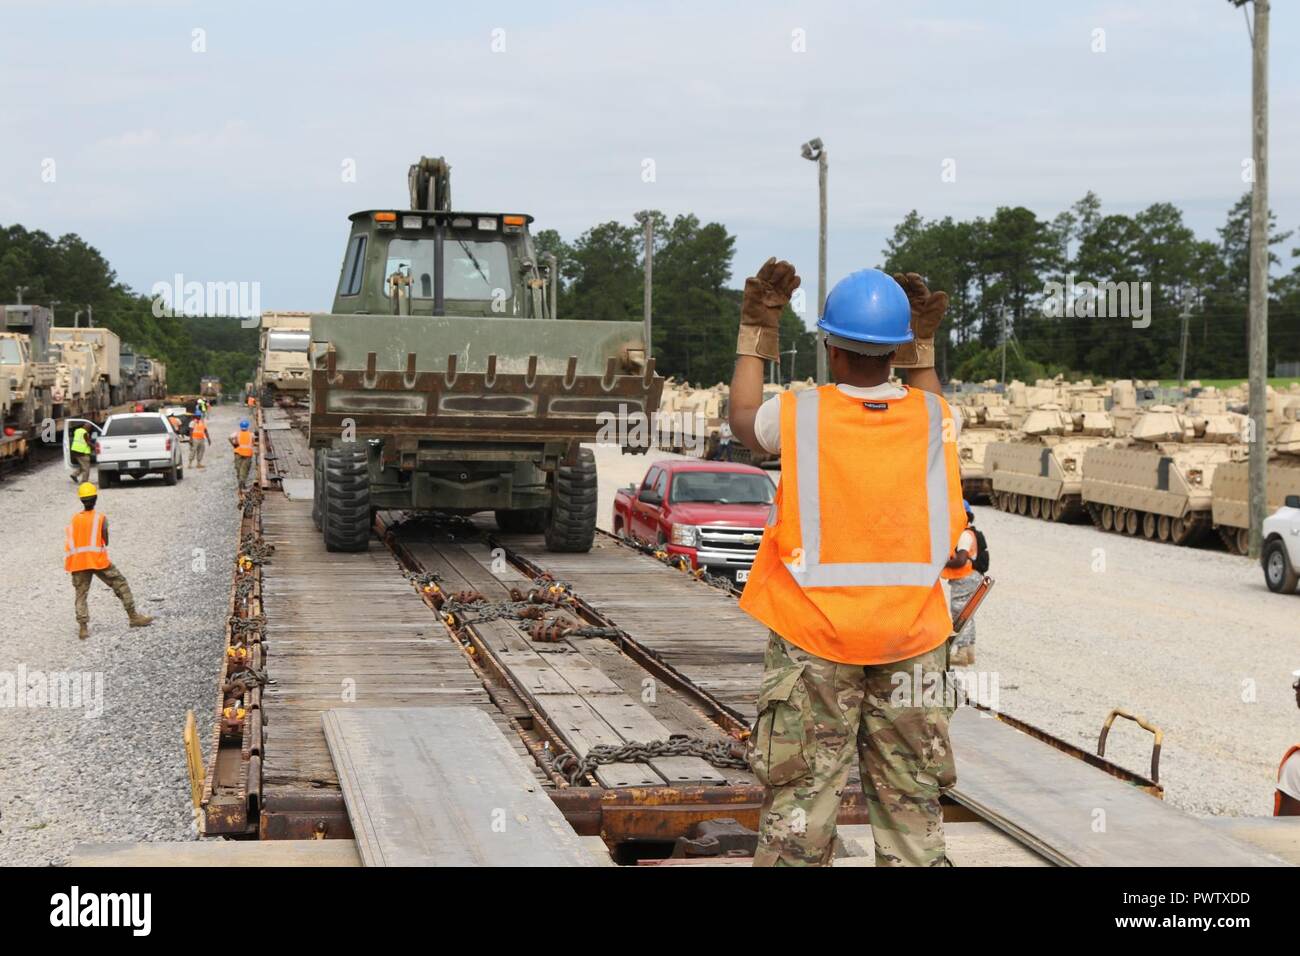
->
[0, 305, 56, 434]
[307, 156, 662, 553]
[50, 327, 121, 409]
[986, 403, 1118, 522]
[1081, 405, 1247, 545]
[257, 312, 312, 404]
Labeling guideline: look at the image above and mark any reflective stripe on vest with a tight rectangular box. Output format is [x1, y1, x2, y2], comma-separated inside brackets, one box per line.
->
[65, 511, 109, 572]
[235, 431, 254, 456]
[784, 388, 953, 588]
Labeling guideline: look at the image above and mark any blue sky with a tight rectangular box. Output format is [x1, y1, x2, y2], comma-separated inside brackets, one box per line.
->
[1, 0, 1295, 319]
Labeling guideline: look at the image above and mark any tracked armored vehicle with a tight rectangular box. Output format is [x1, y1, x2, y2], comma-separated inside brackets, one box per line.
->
[955, 393, 1015, 501]
[307, 156, 662, 553]
[986, 403, 1117, 522]
[1210, 411, 1300, 554]
[1081, 405, 1247, 545]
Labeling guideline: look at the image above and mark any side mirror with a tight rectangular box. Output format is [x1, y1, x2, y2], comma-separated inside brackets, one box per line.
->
[1286, 495, 1300, 509]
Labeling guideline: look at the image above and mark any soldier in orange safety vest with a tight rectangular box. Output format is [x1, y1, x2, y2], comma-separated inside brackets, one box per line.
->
[65, 482, 155, 640]
[1277, 670, 1300, 816]
[229, 418, 256, 488]
[729, 260, 963, 868]
[189, 411, 210, 469]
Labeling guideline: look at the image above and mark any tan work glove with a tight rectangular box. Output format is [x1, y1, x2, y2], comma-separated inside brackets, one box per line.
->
[891, 272, 948, 368]
[737, 257, 800, 362]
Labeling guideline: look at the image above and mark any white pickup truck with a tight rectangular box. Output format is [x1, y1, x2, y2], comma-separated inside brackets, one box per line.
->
[1262, 494, 1300, 594]
[64, 412, 184, 487]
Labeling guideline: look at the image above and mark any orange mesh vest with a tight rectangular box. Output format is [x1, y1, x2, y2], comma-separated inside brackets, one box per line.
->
[191, 421, 208, 441]
[1276, 745, 1300, 816]
[941, 522, 978, 580]
[65, 510, 110, 573]
[235, 431, 254, 457]
[738, 385, 965, 665]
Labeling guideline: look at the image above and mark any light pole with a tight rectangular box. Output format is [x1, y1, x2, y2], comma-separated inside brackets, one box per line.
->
[15, 285, 27, 305]
[801, 138, 827, 385]
[635, 211, 654, 361]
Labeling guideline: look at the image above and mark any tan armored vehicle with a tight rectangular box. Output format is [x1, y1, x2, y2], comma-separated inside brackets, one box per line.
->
[986, 403, 1117, 521]
[1211, 409, 1300, 553]
[955, 392, 1015, 501]
[258, 312, 312, 403]
[1081, 404, 1247, 545]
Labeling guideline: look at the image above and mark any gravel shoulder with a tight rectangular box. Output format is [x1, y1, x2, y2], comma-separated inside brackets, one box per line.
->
[0, 406, 241, 865]
[590, 442, 1298, 819]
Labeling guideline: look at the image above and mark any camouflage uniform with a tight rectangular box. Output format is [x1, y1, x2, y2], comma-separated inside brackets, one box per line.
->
[71, 563, 140, 625]
[750, 631, 955, 867]
[948, 572, 981, 652]
[234, 454, 252, 486]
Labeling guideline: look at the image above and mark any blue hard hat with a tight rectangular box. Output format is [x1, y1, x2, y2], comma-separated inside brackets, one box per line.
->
[239, 419, 250, 429]
[963, 499, 972, 514]
[818, 269, 913, 346]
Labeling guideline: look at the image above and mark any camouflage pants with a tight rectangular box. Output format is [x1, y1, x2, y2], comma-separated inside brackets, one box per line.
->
[189, 442, 206, 466]
[234, 455, 252, 486]
[949, 573, 982, 650]
[73, 454, 92, 483]
[750, 632, 956, 867]
[71, 564, 138, 624]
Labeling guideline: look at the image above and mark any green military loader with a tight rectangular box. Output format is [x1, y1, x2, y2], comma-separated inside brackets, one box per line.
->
[308, 156, 662, 553]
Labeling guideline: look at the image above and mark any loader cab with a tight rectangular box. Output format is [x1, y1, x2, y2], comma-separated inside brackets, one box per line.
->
[331, 210, 552, 319]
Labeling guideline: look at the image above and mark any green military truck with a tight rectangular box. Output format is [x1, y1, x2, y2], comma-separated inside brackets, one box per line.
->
[308, 156, 661, 553]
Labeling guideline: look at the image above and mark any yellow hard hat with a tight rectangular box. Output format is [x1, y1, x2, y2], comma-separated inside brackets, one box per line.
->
[77, 482, 98, 500]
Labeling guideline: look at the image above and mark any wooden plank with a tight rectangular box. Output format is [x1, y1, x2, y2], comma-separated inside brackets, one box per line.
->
[949, 708, 1285, 867]
[322, 707, 591, 867]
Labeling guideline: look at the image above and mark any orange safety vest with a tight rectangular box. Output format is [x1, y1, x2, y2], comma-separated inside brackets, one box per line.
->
[739, 385, 965, 665]
[1276, 745, 1300, 816]
[190, 421, 208, 441]
[247, 396, 256, 407]
[64, 510, 110, 573]
[234, 430, 254, 457]
[941, 523, 979, 580]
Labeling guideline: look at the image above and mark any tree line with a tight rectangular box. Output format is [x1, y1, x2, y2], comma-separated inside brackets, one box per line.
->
[539, 193, 1300, 386]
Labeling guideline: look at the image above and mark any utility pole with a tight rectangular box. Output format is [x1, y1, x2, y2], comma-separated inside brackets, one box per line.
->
[87, 304, 94, 328]
[1241, 0, 1270, 558]
[801, 138, 828, 385]
[639, 213, 654, 360]
[1177, 294, 1191, 387]
[15, 286, 26, 305]
[74, 310, 82, 328]
[1000, 305, 1009, 384]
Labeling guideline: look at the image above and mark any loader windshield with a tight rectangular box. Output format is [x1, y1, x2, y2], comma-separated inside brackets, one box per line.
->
[381, 236, 514, 302]
[0, 338, 21, 364]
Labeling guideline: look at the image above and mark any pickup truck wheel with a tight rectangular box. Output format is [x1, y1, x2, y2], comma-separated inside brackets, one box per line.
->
[164, 465, 178, 486]
[1263, 539, 1299, 594]
[177, 465, 184, 481]
[544, 447, 597, 553]
[101, 472, 117, 488]
[323, 447, 371, 553]
[311, 448, 324, 531]
[495, 508, 548, 534]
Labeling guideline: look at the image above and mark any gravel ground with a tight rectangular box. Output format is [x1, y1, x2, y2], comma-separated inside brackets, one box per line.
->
[0, 405, 241, 865]
[589, 442, 1299, 819]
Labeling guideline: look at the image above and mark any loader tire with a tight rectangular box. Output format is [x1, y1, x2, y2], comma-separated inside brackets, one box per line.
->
[322, 447, 371, 553]
[495, 508, 549, 534]
[312, 447, 324, 531]
[544, 447, 597, 553]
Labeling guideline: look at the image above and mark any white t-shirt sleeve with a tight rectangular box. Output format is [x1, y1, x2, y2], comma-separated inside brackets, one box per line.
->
[1280, 752, 1300, 802]
[753, 396, 783, 454]
[957, 528, 976, 553]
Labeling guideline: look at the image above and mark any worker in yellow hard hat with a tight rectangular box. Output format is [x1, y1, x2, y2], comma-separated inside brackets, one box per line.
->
[65, 482, 154, 640]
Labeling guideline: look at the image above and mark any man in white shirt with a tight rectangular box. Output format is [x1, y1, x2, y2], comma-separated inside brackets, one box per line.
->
[945, 501, 982, 667]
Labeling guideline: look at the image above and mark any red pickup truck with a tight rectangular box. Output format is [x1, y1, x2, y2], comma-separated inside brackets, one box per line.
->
[612, 460, 775, 582]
